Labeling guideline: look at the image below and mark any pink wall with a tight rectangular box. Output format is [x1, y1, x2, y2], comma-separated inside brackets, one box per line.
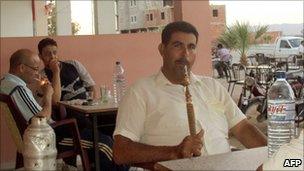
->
[0, 1, 212, 168]
[1, 33, 164, 89]
[1, 33, 211, 89]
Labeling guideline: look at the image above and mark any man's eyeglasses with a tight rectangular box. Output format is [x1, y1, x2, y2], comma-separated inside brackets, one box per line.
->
[22, 63, 39, 72]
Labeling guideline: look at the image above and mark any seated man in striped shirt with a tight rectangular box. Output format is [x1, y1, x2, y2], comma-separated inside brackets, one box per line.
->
[0, 49, 127, 170]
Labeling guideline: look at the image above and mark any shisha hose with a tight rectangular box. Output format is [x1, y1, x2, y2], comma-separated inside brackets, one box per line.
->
[183, 65, 196, 136]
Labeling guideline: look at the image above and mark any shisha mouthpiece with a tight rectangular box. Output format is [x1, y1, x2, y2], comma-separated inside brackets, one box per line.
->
[184, 65, 188, 76]
[183, 65, 190, 86]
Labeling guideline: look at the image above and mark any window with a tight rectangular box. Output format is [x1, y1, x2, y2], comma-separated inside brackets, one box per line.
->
[114, 0, 119, 31]
[161, 12, 165, 20]
[150, 14, 153, 21]
[146, 14, 150, 21]
[212, 9, 218, 17]
[163, 0, 173, 7]
[289, 38, 302, 48]
[280, 40, 291, 48]
[130, 0, 136, 6]
[70, 1, 94, 35]
[131, 15, 137, 23]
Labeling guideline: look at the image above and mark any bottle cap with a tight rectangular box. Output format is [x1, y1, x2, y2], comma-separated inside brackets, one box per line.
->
[275, 71, 286, 79]
[116, 61, 120, 65]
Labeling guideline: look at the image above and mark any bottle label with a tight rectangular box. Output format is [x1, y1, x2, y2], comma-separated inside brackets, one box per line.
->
[267, 101, 295, 121]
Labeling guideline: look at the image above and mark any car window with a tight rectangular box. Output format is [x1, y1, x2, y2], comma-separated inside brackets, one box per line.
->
[280, 40, 291, 48]
[289, 38, 302, 48]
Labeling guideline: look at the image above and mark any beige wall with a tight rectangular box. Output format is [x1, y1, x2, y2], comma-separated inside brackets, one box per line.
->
[0, 1, 211, 168]
[210, 5, 226, 45]
[0, 1, 33, 37]
[179, 0, 213, 72]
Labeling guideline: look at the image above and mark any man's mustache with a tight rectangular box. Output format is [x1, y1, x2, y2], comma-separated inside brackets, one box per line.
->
[175, 58, 189, 65]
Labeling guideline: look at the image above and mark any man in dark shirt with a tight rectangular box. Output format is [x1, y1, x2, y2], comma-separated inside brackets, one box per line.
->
[38, 38, 95, 131]
[38, 38, 96, 103]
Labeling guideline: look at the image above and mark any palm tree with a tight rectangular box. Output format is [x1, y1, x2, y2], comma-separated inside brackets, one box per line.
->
[47, 1, 81, 36]
[218, 21, 268, 65]
[263, 35, 273, 44]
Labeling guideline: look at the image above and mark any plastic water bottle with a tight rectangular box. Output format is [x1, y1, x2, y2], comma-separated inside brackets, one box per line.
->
[267, 71, 296, 157]
[113, 61, 126, 105]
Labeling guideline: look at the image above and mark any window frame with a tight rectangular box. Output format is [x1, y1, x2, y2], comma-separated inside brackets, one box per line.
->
[161, 12, 165, 20]
[212, 9, 218, 17]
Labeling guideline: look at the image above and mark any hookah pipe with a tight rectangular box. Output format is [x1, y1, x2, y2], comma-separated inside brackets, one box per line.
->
[182, 65, 196, 136]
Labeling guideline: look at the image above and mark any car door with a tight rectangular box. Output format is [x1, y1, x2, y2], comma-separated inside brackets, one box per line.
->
[275, 39, 293, 58]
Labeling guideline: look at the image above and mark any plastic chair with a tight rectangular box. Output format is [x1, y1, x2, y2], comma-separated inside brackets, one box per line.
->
[255, 53, 270, 65]
[225, 63, 246, 96]
[0, 93, 90, 171]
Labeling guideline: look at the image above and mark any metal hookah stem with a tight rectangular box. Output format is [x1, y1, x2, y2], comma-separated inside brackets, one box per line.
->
[183, 66, 196, 136]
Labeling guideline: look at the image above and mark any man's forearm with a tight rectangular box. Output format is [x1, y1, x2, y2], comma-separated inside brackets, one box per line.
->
[231, 119, 267, 148]
[39, 98, 52, 119]
[86, 86, 97, 99]
[51, 72, 61, 103]
[90, 85, 98, 99]
[113, 135, 179, 165]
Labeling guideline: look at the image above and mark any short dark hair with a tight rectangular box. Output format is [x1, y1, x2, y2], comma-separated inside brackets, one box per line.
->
[10, 49, 33, 70]
[38, 38, 57, 54]
[161, 21, 199, 45]
[217, 44, 223, 48]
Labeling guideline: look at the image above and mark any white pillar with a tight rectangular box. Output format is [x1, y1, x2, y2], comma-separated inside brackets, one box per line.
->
[56, 0, 71, 35]
[34, 0, 48, 36]
[96, 0, 116, 34]
[93, 0, 99, 34]
[0, 0, 33, 37]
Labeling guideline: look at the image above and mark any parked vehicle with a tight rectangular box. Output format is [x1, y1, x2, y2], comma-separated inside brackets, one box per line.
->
[248, 36, 303, 59]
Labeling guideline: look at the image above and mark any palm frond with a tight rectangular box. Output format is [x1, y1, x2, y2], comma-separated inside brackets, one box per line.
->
[254, 25, 268, 40]
[216, 21, 268, 66]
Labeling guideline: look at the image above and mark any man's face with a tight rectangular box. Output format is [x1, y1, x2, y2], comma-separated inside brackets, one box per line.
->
[39, 45, 58, 68]
[21, 54, 41, 84]
[160, 31, 197, 80]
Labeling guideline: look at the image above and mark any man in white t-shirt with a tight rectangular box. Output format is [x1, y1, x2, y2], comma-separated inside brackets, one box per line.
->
[214, 43, 232, 78]
[112, 21, 267, 169]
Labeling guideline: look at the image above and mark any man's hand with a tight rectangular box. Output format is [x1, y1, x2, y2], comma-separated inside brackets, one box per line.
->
[49, 58, 60, 74]
[41, 81, 54, 102]
[36, 80, 54, 119]
[176, 130, 204, 158]
[113, 131, 204, 165]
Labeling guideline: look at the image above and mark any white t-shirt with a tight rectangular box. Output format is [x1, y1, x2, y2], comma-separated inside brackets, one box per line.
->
[217, 48, 231, 62]
[114, 70, 246, 155]
[263, 129, 304, 170]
